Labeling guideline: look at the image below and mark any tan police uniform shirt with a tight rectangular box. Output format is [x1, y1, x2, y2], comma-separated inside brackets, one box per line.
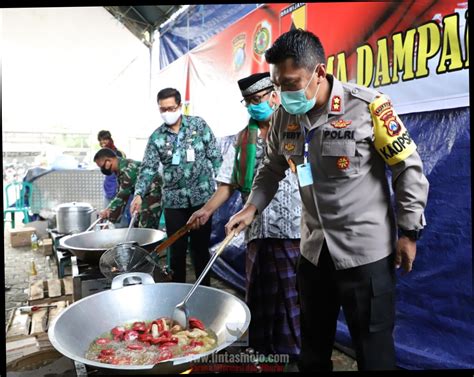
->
[247, 74, 429, 270]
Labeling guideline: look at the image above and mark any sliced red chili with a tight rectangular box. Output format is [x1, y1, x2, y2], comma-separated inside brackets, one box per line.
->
[111, 326, 125, 341]
[149, 336, 164, 345]
[189, 339, 204, 347]
[111, 326, 125, 336]
[157, 348, 173, 362]
[123, 330, 139, 341]
[132, 322, 147, 332]
[160, 330, 171, 338]
[151, 320, 164, 334]
[138, 333, 152, 343]
[127, 344, 144, 350]
[100, 348, 115, 356]
[159, 341, 178, 348]
[95, 338, 111, 345]
[188, 317, 205, 330]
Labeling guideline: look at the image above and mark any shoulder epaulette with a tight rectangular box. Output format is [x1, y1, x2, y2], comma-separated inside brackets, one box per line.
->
[343, 82, 380, 103]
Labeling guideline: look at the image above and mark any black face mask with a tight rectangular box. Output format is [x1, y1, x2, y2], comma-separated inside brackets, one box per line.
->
[101, 167, 113, 176]
[100, 161, 113, 176]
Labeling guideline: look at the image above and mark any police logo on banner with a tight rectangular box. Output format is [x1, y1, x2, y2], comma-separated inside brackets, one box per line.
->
[252, 20, 271, 64]
[280, 2, 307, 34]
[232, 33, 246, 72]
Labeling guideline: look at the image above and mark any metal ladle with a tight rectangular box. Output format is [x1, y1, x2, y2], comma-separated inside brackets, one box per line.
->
[171, 229, 236, 328]
[123, 212, 138, 243]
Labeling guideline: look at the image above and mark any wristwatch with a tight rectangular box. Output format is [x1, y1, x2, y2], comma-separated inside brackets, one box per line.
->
[398, 228, 423, 241]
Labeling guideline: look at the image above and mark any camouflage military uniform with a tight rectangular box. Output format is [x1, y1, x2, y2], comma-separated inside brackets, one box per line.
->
[108, 158, 163, 229]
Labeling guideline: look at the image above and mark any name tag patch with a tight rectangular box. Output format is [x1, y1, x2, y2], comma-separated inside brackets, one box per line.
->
[323, 130, 355, 140]
[283, 131, 301, 139]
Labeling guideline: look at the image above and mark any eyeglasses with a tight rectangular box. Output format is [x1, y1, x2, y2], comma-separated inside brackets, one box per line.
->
[159, 105, 180, 113]
[240, 89, 273, 106]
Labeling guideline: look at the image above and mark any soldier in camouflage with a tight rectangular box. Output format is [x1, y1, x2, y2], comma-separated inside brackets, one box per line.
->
[93, 148, 162, 229]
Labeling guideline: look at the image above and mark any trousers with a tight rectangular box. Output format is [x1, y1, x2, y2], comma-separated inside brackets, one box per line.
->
[297, 240, 396, 371]
[164, 205, 212, 286]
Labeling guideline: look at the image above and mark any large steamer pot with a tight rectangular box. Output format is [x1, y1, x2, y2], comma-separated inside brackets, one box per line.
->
[48, 273, 251, 374]
[56, 202, 95, 234]
[59, 228, 166, 265]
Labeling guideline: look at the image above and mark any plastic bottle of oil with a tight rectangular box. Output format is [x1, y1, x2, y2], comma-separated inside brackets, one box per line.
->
[30, 232, 39, 251]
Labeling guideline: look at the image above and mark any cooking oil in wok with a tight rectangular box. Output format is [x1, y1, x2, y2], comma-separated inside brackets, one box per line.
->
[85, 317, 217, 365]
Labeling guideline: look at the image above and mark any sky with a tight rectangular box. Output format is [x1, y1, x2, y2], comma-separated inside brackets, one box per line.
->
[1, 7, 160, 159]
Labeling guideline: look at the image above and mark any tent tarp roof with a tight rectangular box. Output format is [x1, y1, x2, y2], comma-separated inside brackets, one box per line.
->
[104, 5, 182, 47]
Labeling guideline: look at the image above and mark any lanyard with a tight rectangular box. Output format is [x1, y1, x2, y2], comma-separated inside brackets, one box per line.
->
[302, 127, 316, 164]
[173, 128, 185, 153]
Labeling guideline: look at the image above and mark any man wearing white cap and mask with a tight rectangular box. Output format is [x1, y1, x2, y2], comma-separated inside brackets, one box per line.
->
[131, 88, 222, 286]
[188, 72, 302, 361]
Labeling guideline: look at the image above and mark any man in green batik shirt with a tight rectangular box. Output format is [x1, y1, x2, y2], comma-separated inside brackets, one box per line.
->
[131, 88, 222, 286]
[94, 148, 163, 229]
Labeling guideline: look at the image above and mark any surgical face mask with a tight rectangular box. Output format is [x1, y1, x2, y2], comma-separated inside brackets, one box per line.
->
[247, 100, 275, 121]
[280, 65, 321, 115]
[161, 108, 182, 126]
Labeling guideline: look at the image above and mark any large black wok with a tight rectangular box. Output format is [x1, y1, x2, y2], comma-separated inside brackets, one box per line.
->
[59, 228, 166, 265]
[48, 273, 251, 374]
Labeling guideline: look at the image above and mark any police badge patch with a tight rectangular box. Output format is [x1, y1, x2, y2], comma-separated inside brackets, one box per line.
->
[380, 110, 402, 137]
[369, 95, 417, 166]
[287, 123, 300, 132]
[330, 119, 352, 129]
[336, 156, 350, 170]
[284, 143, 296, 152]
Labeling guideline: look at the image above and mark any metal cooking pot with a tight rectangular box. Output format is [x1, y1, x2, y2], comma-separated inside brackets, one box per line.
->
[59, 228, 166, 265]
[48, 273, 251, 374]
[56, 202, 95, 234]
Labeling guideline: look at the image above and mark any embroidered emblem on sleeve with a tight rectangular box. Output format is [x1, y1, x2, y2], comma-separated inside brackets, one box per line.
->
[369, 95, 417, 166]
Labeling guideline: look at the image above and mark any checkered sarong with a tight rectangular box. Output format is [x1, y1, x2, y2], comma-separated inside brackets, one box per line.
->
[245, 238, 301, 358]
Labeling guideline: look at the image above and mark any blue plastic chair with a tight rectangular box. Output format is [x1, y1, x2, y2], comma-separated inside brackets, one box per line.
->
[3, 181, 33, 229]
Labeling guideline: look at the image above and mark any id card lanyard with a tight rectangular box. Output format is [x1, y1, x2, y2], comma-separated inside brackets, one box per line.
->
[172, 129, 184, 165]
[296, 127, 316, 187]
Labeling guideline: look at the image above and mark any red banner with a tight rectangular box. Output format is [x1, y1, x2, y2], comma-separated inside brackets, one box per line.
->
[158, 1, 469, 137]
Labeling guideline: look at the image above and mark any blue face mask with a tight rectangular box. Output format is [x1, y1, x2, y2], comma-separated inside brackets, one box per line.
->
[280, 65, 320, 115]
[247, 100, 275, 121]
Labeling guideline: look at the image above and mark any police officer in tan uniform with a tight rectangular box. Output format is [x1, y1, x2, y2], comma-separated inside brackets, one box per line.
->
[226, 29, 429, 371]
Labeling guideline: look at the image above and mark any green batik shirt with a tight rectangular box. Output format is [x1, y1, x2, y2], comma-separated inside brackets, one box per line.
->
[108, 158, 163, 227]
[135, 115, 223, 209]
